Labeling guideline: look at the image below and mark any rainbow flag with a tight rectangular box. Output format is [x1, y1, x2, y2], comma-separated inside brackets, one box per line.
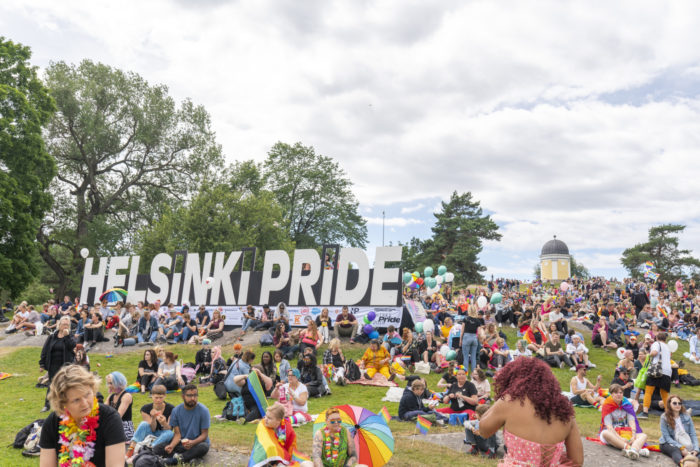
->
[416, 415, 432, 435]
[380, 406, 391, 424]
[599, 396, 640, 435]
[247, 370, 269, 416]
[645, 261, 654, 270]
[656, 305, 668, 318]
[248, 419, 309, 467]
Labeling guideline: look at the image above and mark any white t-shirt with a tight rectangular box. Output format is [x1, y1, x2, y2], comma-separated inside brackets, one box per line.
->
[284, 383, 308, 413]
[650, 341, 672, 377]
[566, 342, 588, 355]
[674, 416, 694, 449]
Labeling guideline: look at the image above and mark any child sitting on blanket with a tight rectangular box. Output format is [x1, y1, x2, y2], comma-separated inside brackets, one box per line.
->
[464, 404, 498, 458]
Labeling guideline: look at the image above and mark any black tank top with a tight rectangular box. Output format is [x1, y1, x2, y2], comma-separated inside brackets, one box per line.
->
[108, 391, 132, 422]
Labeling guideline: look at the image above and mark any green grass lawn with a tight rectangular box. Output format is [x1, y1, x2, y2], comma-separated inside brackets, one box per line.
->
[0, 329, 694, 466]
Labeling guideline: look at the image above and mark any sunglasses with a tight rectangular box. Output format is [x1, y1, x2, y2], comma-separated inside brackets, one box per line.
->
[328, 420, 342, 424]
[671, 401, 682, 406]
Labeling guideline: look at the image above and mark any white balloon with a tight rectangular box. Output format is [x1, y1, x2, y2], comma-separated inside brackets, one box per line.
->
[436, 275, 444, 285]
[205, 277, 215, 289]
[668, 340, 678, 353]
[477, 296, 487, 308]
[616, 347, 626, 360]
[423, 318, 435, 334]
[445, 272, 455, 282]
[80, 248, 89, 259]
[440, 345, 450, 356]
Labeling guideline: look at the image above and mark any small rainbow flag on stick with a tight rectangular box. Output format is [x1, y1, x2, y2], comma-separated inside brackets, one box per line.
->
[645, 261, 654, 270]
[416, 415, 432, 435]
[380, 406, 391, 424]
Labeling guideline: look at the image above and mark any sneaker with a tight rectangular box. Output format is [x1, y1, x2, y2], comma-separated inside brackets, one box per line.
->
[559, 361, 566, 369]
[587, 363, 596, 368]
[173, 453, 183, 463]
[569, 366, 576, 371]
[24, 331, 34, 337]
[623, 448, 639, 460]
[469, 445, 479, 456]
[138, 341, 148, 346]
[637, 412, 649, 419]
[498, 323, 502, 328]
[21, 446, 40, 457]
[484, 449, 497, 459]
[40, 406, 49, 413]
[436, 419, 445, 426]
[510, 323, 516, 328]
[639, 448, 649, 457]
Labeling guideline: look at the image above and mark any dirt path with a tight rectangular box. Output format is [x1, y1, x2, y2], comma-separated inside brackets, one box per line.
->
[407, 432, 676, 466]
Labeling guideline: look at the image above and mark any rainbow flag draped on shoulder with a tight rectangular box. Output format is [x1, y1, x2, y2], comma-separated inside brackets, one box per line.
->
[599, 396, 641, 434]
[248, 418, 310, 467]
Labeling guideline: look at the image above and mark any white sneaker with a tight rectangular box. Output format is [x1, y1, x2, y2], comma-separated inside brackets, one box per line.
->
[588, 363, 596, 368]
[569, 366, 576, 371]
[623, 448, 639, 460]
[498, 323, 502, 328]
[510, 323, 516, 328]
[639, 448, 649, 457]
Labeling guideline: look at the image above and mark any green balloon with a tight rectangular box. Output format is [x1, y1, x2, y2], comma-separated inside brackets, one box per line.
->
[415, 322, 423, 333]
[426, 277, 437, 289]
[413, 271, 420, 279]
[403, 272, 412, 284]
[424, 266, 433, 278]
[363, 316, 370, 324]
[438, 265, 447, 275]
[446, 350, 457, 361]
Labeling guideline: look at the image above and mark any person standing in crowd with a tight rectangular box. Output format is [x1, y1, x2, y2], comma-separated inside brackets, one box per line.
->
[39, 365, 126, 466]
[639, 332, 672, 419]
[153, 384, 210, 465]
[478, 357, 583, 466]
[460, 305, 484, 375]
[39, 316, 76, 412]
[333, 306, 358, 343]
[311, 407, 358, 467]
[659, 395, 699, 465]
[126, 384, 174, 462]
[106, 371, 134, 441]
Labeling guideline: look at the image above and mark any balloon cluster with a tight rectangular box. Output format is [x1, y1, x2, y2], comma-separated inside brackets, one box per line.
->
[362, 311, 379, 339]
[402, 265, 455, 294]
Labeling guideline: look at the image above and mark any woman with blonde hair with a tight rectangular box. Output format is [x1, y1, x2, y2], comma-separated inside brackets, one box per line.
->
[322, 338, 347, 385]
[300, 319, 323, 354]
[315, 308, 332, 343]
[249, 402, 312, 466]
[39, 365, 126, 467]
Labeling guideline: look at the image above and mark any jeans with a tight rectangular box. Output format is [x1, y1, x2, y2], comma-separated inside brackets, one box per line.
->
[153, 440, 209, 463]
[242, 318, 259, 331]
[465, 427, 497, 452]
[132, 421, 174, 446]
[181, 327, 195, 342]
[660, 442, 684, 464]
[138, 330, 158, 343]
[402, 409, 448, 422]
[462, 333, 479, 374]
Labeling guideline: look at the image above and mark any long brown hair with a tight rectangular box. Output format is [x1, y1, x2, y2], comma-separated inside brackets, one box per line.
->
[663, 394, 686, 431]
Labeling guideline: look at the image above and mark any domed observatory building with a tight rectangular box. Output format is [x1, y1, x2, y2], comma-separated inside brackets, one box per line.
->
[540, 236, 570, 281]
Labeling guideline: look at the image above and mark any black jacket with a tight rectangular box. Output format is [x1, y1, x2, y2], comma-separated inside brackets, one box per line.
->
[398, 386, 425, 419]
[39, 332, 76, 376]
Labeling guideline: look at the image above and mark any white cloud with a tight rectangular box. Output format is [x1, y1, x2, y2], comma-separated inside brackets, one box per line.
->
[364, 216, 423, 227]
[4, 1, 700, 277]
[400, 203, 424, 214]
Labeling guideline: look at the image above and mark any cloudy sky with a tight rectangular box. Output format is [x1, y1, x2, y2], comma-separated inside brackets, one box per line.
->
[4, 1, 700, 280]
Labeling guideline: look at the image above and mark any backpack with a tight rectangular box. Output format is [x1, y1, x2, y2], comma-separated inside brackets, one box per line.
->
[180, 366, 196, 383]
[680, 373, 700, 386]
[214, 381, 228, 400]
[223, 359, 248, 394]
[222, 396, 245, 420]
[23, 422, 43, 451]
[14, 419, 44, 449]
[345, 360, 361, 382]
[132, 446, 166, 467]
[259, 332, 274, 346]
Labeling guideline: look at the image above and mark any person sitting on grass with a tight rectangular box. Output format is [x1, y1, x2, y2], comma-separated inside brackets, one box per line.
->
[322, 338, 347, 386]
[592, 317, 618, 351]
[137, 349, 159, 394]
[299, 319, 323, 355]
[659, 394, 699, 465]
[250, 402, 312, 467]
[274, 322, 300, 361]
[544, 332, 574, 369]
[477, 357, 584, 467]
[153, 352, 186, 391]
[298, 351, 330, 397]
[436, 366, 478, 415]
[598, 383, 649, 461]
[511, 339, 532, 358]
[471, 368, 491, 403]
[569, 364, 603, 408]
[334, 306, 359, 343]
[273, 349, 292, 384]
[200, 346, 227, 386]
[360, 339, 392, 380]
[315, 307, 332, 344]
[106, 371, 134, 441]
[566, 334, 595, 368]
[153, 384, 210, 465]
[611, 367, 636, 404]
[464, 403, 499, 458]
[231, 366, 275, 424]
[270, 369, 309, 419]
[398, 378, 447, 425]
[126, 384, 174, 462]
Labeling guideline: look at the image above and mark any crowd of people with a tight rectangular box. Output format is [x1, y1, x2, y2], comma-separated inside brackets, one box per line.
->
[4, 274, 700, 466]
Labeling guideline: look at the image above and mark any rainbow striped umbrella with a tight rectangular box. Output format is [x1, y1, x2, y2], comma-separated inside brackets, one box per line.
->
[313, 405, 394, 467]
[99, 288, 127, 303]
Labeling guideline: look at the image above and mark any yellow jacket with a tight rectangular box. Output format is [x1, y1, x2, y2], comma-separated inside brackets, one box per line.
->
[361, 346, 390, 369]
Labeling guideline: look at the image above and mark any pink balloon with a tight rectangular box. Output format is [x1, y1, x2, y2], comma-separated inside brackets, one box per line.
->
[560, 282, 570, 292]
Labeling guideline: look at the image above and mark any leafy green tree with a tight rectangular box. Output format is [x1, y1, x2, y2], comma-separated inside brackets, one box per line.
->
[39, 60, 223, 297]
[570, 256, 590, 279]
[0, 38, 56, 297]
[422, 191, 501, 283]
[398, 237, 430, 274]
[262, 142, 367, 248]
[621, 224, 700, 280]
[137, 184, 293, 268]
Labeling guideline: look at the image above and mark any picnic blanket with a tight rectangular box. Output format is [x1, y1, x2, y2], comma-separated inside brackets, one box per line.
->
[585, 427, 660, 452]
[0, 372, 11, 380]
[347, 373, 398, 387]
[381, 387, 405, 403]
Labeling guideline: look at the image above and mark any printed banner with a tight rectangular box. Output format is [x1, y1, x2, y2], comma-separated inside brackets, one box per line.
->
[404, 299, 427, 323]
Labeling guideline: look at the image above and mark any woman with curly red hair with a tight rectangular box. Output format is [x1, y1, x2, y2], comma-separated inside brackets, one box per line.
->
[478, 357, 583, 466]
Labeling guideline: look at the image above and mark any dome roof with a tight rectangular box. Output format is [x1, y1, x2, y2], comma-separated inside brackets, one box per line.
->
[541, 236, 569, 256]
